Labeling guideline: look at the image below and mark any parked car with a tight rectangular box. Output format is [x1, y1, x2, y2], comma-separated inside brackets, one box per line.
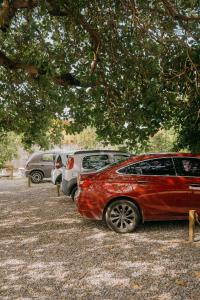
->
[61, 150, 131, 200]
[25, 151, 57, 183]
[75, 153, 200, 233]
[51, 152, 70, 185]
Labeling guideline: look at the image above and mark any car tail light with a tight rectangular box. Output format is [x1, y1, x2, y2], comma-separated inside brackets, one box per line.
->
[66, 157, 74, 170]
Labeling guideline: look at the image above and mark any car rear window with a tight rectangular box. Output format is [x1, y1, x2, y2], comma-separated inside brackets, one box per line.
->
[82, 154, 110, 170]
[42, 153, 54, 161]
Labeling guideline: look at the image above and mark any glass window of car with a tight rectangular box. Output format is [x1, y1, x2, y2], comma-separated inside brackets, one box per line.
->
[113, 154, 130, 163]
[42, 153, 54, 162]
[61, 154, 68, 166]
[82, 154, 110, 170]
[118, 158, 175, 176]
[173, 157, 200, 177]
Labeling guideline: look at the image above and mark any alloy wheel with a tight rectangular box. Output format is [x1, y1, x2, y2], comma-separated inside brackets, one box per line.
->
[31, 171, 43, 183]
[105, 200, 140, 233]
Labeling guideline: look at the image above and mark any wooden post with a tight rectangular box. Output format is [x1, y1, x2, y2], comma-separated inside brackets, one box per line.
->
[56, 183, 60, 197]
[28, 175, 31, 187]
[10, 167, 14, 179]
[189, 210, 195, 243]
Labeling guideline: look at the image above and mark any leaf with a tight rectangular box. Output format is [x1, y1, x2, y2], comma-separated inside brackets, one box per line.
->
[175, 279, 186, 286]
[131, 282, 141, 289]
[195, 272, 200, 279]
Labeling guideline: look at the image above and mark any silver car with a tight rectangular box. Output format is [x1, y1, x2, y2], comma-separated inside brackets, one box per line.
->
[61, 150, 131, 199]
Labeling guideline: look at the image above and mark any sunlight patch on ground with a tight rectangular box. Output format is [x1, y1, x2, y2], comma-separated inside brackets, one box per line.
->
[26, 262, 70, 281]
[19, 218, 82, 226]
[0, 217, 31, 227]
[85, 268, 130, 287]
[0, 191, 15, 194]
[20, 237, 38, 244]
[117, 260, 179, 278]
[10, 210, 39, 215]
[0, 259, 25, 267]
[155, 293, 173, 300]
[0, 239, 15, 245]
[86, 232, 108, 240]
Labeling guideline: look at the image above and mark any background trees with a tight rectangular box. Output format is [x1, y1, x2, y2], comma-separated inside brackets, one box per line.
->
[0, 1, 199, 151]
[0, 132, 20, 167]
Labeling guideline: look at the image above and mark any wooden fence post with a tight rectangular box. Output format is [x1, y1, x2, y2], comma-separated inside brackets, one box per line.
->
[189, 210, 195, 243]
[10, 167, 14, 179]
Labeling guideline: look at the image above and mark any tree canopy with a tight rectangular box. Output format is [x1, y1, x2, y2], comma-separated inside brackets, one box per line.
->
[0, 0, 199, 151]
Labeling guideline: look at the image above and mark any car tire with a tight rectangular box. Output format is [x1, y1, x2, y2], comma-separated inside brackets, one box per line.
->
[71, 186, 78, 201]
[30, 171, 43, 184]
[105, 199, 140, 233]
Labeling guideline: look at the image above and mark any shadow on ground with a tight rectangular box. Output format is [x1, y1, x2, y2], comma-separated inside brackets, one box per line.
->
[0, 179, 200, 299]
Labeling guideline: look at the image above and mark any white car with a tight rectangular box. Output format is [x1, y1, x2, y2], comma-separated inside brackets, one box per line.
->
[61, 150, 131, 199]
[51, 152, 69, 185]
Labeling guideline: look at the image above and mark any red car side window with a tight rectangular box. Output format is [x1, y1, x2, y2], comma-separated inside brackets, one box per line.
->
[173, 158, 200, 177]
[118, 158, 175, 176]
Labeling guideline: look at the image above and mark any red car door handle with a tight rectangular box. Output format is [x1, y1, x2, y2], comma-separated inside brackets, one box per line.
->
[137, 180, 148, 184]
[189, 184, 200, 190]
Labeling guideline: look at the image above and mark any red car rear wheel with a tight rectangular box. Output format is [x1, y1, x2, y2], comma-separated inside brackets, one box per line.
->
[105, 199, 140, 233]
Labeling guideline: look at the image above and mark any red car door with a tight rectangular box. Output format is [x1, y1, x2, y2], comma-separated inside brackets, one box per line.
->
[118, 157, 193, 221]
[173, 157, 200, 215]
[134, 174, 193, 220]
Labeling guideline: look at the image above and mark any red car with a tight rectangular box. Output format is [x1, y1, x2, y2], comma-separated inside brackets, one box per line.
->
[75, 153, 200, 233]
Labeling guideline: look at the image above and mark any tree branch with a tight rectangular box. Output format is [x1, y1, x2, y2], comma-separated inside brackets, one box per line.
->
[0, 51, 81, 86]
[161, 0, 200, 21]
[0, 0, 37, 31]
[46, 1, 101, 75]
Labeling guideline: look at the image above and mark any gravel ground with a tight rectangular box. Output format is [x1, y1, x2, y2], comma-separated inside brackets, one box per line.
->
[0, 178, 200, 300]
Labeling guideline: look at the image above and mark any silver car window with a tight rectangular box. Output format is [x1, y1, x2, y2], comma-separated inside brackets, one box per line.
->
[82, 154, 110, 170]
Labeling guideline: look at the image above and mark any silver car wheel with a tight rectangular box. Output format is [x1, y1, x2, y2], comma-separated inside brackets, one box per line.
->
[31, 171, 43, 183]
[105, 200, 140, 233]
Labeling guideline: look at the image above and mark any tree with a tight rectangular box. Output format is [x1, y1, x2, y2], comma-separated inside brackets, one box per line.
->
[0, 131, 21, 167]
[0, 1, 199, 151]
[136, 128, 177, 153]
[63, 126, 122, 150]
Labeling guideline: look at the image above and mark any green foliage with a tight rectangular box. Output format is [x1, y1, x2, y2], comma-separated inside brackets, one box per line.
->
[63, 126, 122, 150]
[174, 96, 200, 153]
[0, 1, 199, 151]
[0, 132, 21, 168]
[68, 127, 104, 150]
[134, 128, 177, 154]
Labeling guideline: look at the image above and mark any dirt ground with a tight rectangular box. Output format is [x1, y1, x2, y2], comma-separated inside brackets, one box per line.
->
[0, 178, 200, 300]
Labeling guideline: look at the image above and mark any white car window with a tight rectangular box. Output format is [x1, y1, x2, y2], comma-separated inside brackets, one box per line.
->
[114, 154, 129, 163]
[82, 154, 110, 170]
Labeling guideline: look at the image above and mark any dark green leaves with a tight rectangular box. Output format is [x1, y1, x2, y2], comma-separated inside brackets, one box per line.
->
[0, 0, 199, 150]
